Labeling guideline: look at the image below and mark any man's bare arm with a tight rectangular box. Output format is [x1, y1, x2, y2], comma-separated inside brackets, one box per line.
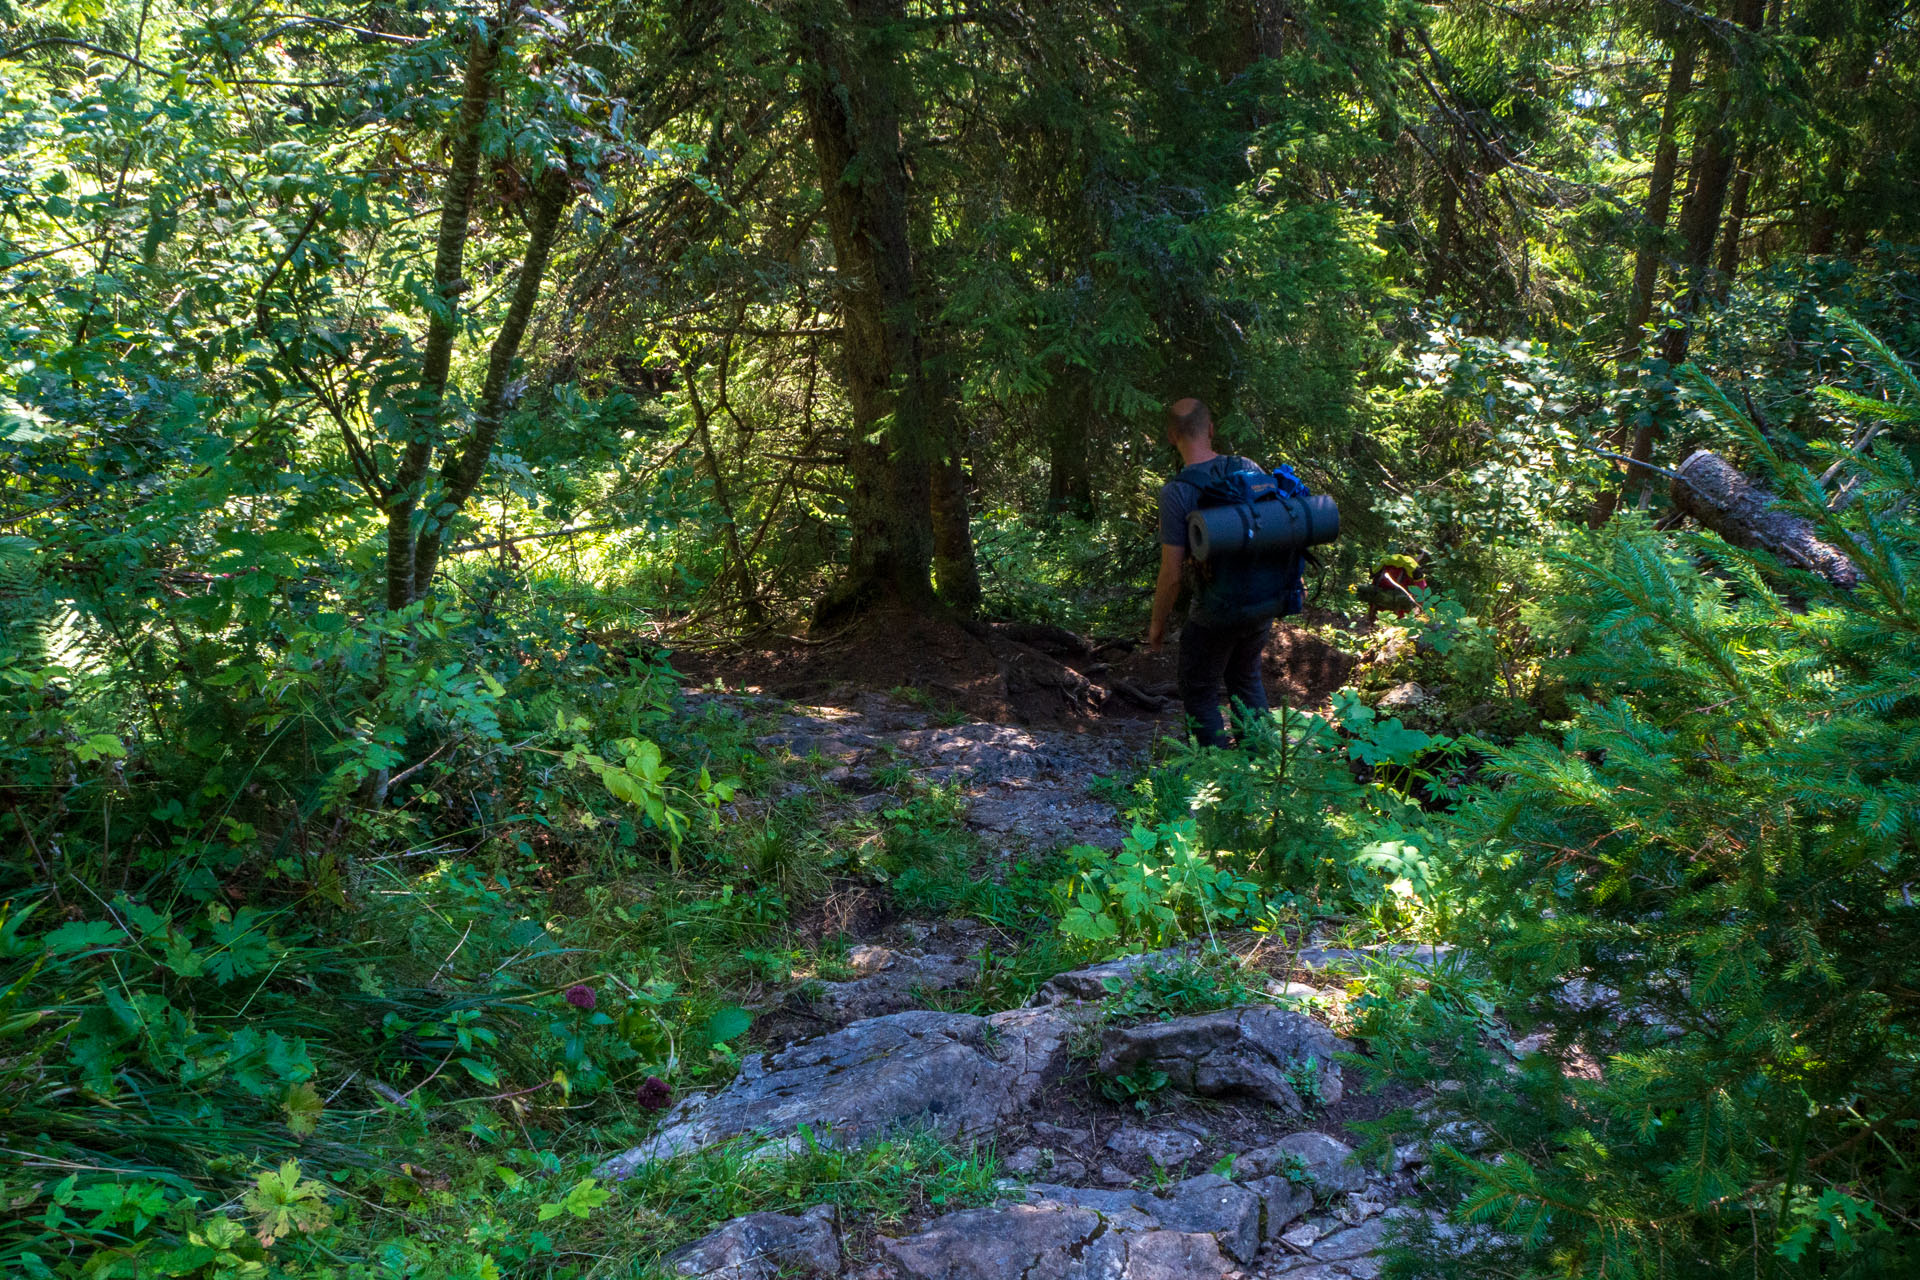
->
[1148, 544, 1184, 650]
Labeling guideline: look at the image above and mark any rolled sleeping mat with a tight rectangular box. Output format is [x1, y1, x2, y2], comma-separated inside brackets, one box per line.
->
[1188, 493, 1339, 563]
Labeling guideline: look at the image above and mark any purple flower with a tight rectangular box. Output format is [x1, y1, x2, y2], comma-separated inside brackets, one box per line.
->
[636, 1075, 672, 1112]
[564, 984, 597, 1011]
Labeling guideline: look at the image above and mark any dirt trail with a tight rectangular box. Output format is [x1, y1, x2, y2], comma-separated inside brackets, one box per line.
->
[650, 631, 1510, 1280]
[672, 608, 1359, 731]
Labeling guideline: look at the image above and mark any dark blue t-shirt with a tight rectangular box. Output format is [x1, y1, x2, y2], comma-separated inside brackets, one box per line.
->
[1158, 456, 1260, 549]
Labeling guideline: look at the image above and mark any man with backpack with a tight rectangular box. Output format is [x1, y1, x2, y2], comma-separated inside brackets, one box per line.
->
[1148, 398, 1299, 748]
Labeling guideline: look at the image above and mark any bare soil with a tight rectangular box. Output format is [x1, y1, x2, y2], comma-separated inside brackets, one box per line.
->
[671, 606, 1361, 729]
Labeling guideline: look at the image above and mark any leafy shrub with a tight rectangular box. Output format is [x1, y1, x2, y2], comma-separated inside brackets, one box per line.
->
[1053, 820, 1268, 950]
[1400, 340, 1920, 1277]
[1123, 695, 1460, 922]
[1097, 954, 1266, 1023]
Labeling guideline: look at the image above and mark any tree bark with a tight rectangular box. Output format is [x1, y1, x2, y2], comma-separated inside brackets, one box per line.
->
[1606, 0, 1764, 516]
[1046, 372, 1094, 518]
[1713, 148, 1752, 291]
[1670, 450, 1859, 588]
[1589, 35, 1695, 526]
[410, 168, 573, 597]
[797, 0, 937, 624]
[386, 24, 501, 611]
[1425, 149, 1461, 300]
[1621, 37, 1697, 364]
[923, 335, 981, 611]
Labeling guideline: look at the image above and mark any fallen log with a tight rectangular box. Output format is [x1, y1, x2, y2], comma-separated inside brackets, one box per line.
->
[1669, 450, 1860, 590]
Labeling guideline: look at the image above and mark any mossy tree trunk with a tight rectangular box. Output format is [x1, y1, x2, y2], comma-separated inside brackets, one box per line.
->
[797, 0, 940, 624]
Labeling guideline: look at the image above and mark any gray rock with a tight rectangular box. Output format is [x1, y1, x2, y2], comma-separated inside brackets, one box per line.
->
[1293, 943, 1454, 973]
[1034, 950, 1191, 1004]
[1243, 1175, 1313, 1236]
[1050, 1157, 1088, 1181]
[1105, 1125, 1203, 1167]
[1151, 1174, 1263, 1263]
[806, 948, 977, 1023]
[878, 1200, 1226, 1280]
[1308, 1216, 1391, 1261]
[1100, 1163, 1135, 1186]
[1374, 682, 1430, 713]
[598, 1009, 1069, 1178]
[1004, 1146, 1049, 1176]
[1097, 1007, 1349, 1112]
[670, 1205, 840, 1279]
[1031, 1121, 1091, 1146]
[1432, 1120, 1489, 1153]
[1022, 1174, 1263, 1262]
[1022, 1184, 1155, 1219]
[964, 786, 1126, 851]
[1241, 1132, 1368, 1196]
[1335, 1194, 1384, 1225]
[983, 1004, 1078, 1101]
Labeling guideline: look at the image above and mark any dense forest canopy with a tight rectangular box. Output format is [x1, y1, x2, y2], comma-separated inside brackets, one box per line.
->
[2, 0, 1918, 1276]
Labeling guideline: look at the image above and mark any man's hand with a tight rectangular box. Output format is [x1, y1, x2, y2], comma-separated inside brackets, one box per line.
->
[1149, 544, 1184, 652]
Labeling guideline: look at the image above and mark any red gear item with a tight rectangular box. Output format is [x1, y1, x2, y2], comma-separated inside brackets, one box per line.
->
[1372, 565, 1426, 616]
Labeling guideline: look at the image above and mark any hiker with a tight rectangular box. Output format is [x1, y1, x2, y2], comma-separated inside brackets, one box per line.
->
[1360, 550, 1427, 626]
[1147, 398, 1275, 748]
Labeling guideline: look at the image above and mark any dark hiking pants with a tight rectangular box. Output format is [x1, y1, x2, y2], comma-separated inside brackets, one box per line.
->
[1176, 618, 1272, 748]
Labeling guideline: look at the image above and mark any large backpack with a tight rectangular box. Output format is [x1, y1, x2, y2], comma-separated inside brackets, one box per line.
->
[1174, 456, 1311, 626]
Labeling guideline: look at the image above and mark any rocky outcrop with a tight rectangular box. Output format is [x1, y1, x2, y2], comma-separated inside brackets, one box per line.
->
[1240, 1132, 1369, 1196]
[1033, 950, 1193, 1004]
[1098, 1007, 1350, 1112]
[878, 1199, 1227, 1280]
[885, 1167, 1322, 1277]
[804, 946, 977, 1024]
[1021, 1175, 1265, 1264]
[1104, 1125, 1203, 1168]
[598, 1008, 1071, 1179]
[670, 1205, 841, 1279]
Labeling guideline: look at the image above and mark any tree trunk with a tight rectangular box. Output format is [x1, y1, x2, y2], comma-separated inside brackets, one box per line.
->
[1425, 151, 1460, 300]
[410, 168, 573, 598]
[924, 338, 982, 611]
[1621, 37, 1697, 364]
[1712, 148, 1752, 296]
[1046, 372, 1094, 518]
[1670, 450, 1859, 588]
[797, 0, 937, 624]
[386, 24, 501, 611]
[1606, 0, 1764, 516]
[1589, 35, 1695, 526]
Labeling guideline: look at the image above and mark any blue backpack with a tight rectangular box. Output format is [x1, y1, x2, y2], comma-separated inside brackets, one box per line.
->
[1174, 457, 1315, 625]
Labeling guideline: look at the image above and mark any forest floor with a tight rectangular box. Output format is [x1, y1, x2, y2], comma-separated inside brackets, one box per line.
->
[671, 605, 1360, 728]
[625, 615, 1503, 1280]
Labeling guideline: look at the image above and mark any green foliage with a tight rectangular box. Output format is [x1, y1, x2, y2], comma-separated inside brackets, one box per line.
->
[1124, 696, 1459, 923]
[1098, 1061, 1173, 1117]
[1097, 954, 1265, 1023]
[1398, 345, 1920, 1276]
[1, 0, 1917, 1275]
[1054, 821, 1268, 950]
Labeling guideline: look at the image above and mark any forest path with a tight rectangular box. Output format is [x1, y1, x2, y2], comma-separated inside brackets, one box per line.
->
[736, 686, 1166, 853]
[644, 676, 1495, 1280]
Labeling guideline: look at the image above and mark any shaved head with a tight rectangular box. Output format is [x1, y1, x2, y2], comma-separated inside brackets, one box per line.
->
[1166, 398, 1212, 441]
